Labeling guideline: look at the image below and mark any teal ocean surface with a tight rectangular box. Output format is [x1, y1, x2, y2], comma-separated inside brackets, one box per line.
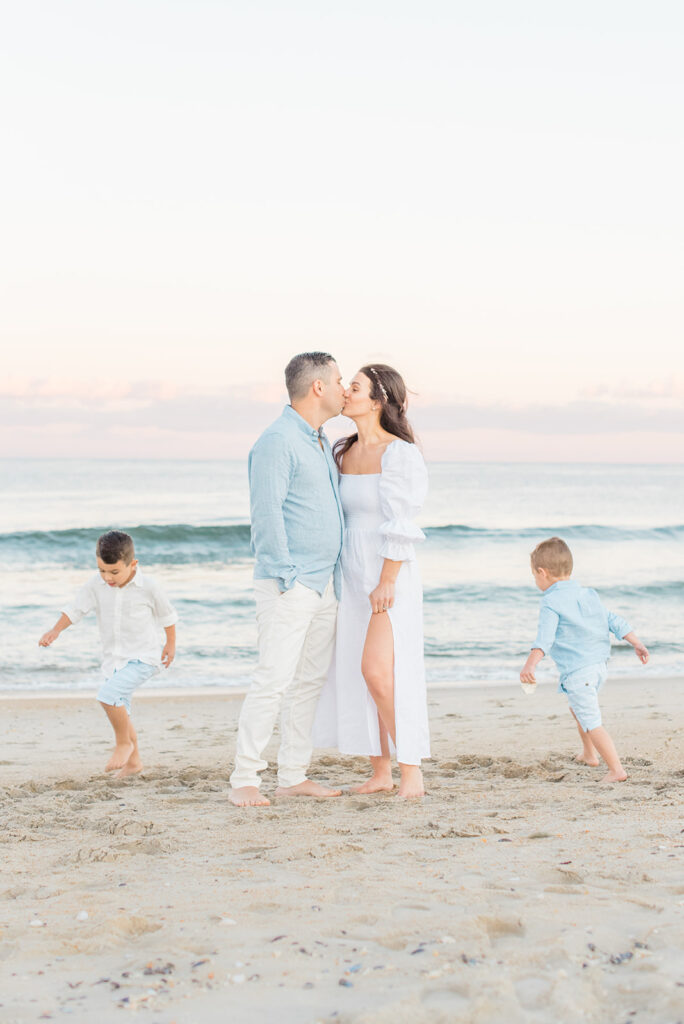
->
[2, 460, 683, 692]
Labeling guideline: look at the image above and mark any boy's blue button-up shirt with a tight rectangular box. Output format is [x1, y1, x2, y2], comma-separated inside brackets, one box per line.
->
[248, 406, 343, 598]
[533, 579, 632, 679]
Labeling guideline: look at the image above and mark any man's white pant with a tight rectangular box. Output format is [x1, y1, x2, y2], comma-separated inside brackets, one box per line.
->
[230, 578, 337, 790]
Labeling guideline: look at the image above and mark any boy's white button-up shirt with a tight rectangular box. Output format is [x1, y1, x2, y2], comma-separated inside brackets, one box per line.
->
[63, 570, 178, 678]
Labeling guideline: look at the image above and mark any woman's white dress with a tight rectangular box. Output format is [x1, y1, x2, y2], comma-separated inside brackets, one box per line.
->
[314, 439, 430, 765]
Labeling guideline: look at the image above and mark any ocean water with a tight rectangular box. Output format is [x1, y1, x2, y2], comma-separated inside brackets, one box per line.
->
[1, 459, 683, 694]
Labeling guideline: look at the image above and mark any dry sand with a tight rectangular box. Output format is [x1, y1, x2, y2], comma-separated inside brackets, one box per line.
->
[1, 678, 683, 1024]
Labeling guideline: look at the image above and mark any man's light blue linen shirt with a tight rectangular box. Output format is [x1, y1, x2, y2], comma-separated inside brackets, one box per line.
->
[248, 406, 343, 598]
[533, 579, 632, 680]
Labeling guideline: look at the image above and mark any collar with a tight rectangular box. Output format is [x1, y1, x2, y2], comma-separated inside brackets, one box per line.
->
[283, 404, 326, 443]
[96, 569, 144, 588]
[545, 579, 576, 595]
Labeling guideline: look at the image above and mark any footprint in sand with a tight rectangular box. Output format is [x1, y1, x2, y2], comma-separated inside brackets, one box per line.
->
[515, 975, 553, 1010]
[391, 903, 432, 920]
[476, 915, 526, 942]
[376, 929, 410, 950]
[108, 913, 161, 937]
[108, 819, 159, 837]
[422, 986, 470, 1010]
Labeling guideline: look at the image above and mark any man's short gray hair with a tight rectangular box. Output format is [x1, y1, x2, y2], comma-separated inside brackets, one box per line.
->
[285, 352, 336, 401]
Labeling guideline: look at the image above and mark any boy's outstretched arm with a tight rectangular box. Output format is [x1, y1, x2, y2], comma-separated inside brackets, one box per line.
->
[161, 624, 176, 668]
[39, 613, 73, 647]
[521, 604, 558, 684]
[622, 631, 649, 664]
[520, 648, 545, 684]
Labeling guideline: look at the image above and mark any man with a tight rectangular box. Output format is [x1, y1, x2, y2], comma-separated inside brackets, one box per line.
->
[229, 352, 346, 806]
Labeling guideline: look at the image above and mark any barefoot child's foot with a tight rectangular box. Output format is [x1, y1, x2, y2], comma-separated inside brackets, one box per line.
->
[575, 753, 600, 767]
[229, 786, 271, 807]
[115, 759, 143, 779]
[274, 779, 342, 798]
[352, 774, 394, 794]
[105, 742, 134, 772]
[600, 769, 628, 784]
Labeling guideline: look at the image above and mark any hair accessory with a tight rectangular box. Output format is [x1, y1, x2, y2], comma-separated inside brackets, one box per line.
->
[368, 366, 389, 402]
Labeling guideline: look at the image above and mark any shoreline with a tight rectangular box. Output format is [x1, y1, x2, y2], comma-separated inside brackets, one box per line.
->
[0, 672, 678, 703]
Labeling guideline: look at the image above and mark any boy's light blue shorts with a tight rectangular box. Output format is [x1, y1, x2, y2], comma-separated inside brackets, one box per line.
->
[97, 660, 159, 715]
[558, 661, 607, 732]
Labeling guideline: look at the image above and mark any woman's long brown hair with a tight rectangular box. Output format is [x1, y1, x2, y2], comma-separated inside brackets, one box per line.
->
[333, 364, 415, 469]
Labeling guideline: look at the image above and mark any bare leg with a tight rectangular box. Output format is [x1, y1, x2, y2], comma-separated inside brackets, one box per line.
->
[361, 612, 397, 742]
[115, 719, 143, 779]
[353, 716, 394, 793]
[587, 725, 627, 783]
[361, 613, 423, 798]
[570, 709, 599, 766]
[101, 703, 135, 771]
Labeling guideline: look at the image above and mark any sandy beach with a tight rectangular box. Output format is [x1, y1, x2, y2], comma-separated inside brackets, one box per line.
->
[1, 678, 683, 1024]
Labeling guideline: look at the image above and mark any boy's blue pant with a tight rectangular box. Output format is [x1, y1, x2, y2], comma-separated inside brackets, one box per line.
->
[558, 661, 607, 731]
[97, 660, 158, 715]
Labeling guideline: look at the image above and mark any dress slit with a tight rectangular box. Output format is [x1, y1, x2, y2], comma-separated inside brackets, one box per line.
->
[361, 607, 397, 757]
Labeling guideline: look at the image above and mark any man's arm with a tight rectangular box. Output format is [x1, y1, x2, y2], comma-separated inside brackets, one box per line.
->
[249, 435, 297, 591]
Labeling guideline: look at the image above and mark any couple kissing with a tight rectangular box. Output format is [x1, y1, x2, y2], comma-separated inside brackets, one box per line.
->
[229, 352, 429, 807]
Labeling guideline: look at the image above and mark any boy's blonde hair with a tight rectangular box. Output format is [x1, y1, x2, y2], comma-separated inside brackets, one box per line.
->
[530, 536, 573, 577]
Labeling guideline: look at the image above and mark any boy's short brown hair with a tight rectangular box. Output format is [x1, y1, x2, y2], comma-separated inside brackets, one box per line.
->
[530, 536, 573, 577]
[96, 530, 135, 565]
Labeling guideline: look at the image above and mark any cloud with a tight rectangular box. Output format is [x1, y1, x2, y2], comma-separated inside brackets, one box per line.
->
[1, 382, 683, 459]
[411, 399, 684, 435]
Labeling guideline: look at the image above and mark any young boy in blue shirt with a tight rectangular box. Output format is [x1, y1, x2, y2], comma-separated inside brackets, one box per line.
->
[520, 537, 649, 783]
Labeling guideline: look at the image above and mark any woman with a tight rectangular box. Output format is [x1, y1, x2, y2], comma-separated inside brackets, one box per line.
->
[314, 364, 430, 798]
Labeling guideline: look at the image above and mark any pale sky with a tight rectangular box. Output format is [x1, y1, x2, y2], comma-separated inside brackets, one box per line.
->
[2, 1, 683, 460]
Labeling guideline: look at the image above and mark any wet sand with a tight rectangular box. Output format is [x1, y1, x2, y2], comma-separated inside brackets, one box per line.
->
[1, 678, 683, 1023]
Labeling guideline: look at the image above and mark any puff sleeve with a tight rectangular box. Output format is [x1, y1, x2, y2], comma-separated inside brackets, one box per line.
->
[378, 441, 428, 561]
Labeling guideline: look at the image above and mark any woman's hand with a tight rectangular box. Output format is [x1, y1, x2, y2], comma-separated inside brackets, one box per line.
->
[369, 580, 395, 614]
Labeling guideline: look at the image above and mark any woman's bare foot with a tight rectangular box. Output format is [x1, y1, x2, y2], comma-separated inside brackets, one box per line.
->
[274, 779, 342, 798]
[600, 769, 628, 784]
[115, 759, 143, 780]
[352, 774, 394, 794]
[105, 742, 134, 772]
[397, 765, 424, 799]
[229, 786, 270, 807]
[575, 753, 600, 767]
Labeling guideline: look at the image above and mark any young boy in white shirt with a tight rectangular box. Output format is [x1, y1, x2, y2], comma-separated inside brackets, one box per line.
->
[39, 530, 177, 778]
[520, 537, 649, 783]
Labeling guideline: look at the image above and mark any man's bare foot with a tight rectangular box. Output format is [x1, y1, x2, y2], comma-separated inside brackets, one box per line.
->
[115, 759, 143, 780]
[274, 779, 342, 798]
[575, 754, 600, 767]
[397, 766, 425, 799]
[352, 775, 394, 794]
[229, 786, 270, 807]
[600, 769, 628, 784]
[105, 742, 134, 772]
